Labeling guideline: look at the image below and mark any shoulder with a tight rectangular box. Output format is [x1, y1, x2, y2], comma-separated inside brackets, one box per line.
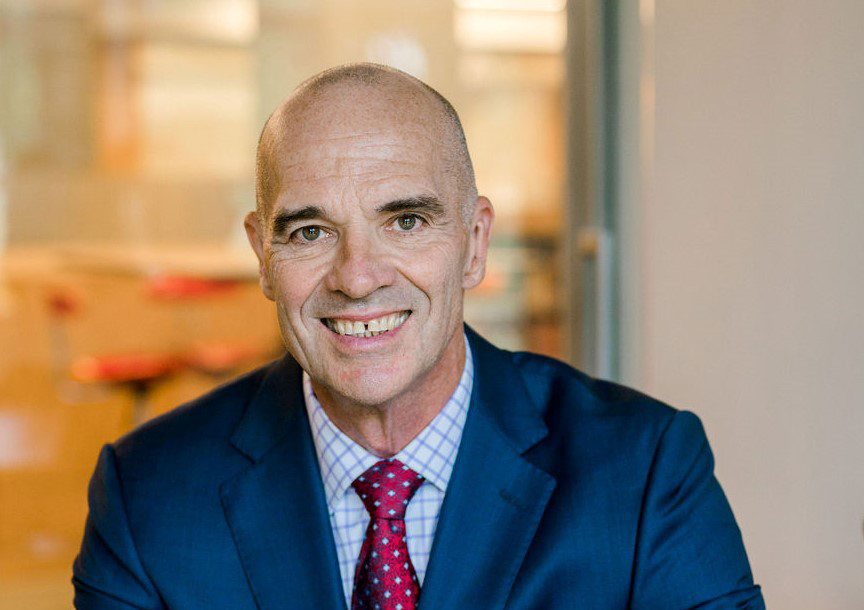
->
[109, 356, 298, 477]
[467, 327, 688, 452]
[510, 349, 680, 429]
[114, 363, 267, 452]
[500, 349, 707, 470]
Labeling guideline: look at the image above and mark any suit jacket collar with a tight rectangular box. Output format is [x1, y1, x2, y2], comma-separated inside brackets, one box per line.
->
[419, 328, 556, 609]
[228, 354, 302, 462]
[464, 326, 550, 453]
[221, 354, 347, 609]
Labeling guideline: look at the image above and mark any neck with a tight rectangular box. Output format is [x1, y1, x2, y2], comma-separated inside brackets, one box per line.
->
[313, 331, 466, 457]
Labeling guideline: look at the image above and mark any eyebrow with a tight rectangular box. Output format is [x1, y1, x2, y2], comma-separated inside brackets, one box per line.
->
[270, 195, 446, 236]
[376, 195, 445, 218]
[272, 205, 326, 236]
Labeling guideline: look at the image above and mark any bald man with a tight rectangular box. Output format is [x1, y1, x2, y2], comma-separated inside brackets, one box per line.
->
[73, 64, 764, 610]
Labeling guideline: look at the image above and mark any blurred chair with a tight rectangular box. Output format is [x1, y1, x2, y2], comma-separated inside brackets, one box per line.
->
[146, 275, 269, 381]
[47, 288, 180, 428]
[46, 276, 265, 429]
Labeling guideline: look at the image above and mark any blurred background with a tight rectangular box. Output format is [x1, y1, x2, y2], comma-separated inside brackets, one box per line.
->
[0, 0, 861, 608]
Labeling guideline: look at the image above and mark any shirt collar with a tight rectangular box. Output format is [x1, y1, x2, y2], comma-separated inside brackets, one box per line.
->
[303, 335, 474, 511]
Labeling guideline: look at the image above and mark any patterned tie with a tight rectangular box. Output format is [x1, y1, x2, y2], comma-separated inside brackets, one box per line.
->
[351, 459, 425, 610]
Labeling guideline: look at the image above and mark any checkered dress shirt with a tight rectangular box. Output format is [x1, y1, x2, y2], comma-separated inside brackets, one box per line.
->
[302, 338, 474, 607]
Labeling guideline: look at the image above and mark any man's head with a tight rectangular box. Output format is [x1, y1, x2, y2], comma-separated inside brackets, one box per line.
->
[245, 63, 493, 413]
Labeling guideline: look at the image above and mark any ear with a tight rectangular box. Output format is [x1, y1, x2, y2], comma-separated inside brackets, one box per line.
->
[244, 211, 275, 301]
[462, 196, 495, 290]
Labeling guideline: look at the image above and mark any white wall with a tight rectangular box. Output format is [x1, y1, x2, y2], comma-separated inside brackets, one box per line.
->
[617, 1, 864, 607]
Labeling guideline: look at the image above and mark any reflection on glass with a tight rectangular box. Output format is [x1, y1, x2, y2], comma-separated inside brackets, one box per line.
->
[0, 1, 566, 605]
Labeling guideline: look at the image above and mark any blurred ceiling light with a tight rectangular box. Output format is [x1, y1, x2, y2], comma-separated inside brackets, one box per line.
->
[640, 0, 655, 26]
[100, 0, 258, 45]
[455, 8, 566, 53]
[195, 0, 258, 44]
[455, 0, 566, 12]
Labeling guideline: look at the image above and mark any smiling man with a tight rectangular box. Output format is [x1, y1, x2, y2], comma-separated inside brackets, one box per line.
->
[73, 64, 764, 609]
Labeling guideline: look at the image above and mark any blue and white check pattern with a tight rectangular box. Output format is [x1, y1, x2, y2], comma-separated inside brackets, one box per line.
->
[303, 337, 474, 607]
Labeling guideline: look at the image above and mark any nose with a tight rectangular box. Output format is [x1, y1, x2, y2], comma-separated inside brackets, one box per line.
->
[324, 231, 396, 299]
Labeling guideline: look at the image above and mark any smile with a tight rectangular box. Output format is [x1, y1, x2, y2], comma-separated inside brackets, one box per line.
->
[323, 311, 410, 337]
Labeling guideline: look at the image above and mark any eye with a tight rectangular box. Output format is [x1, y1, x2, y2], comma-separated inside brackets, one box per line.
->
[293, 225, 325, 242]
[394, 214, 422, 232]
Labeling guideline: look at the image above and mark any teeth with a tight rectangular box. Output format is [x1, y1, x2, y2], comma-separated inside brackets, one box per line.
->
[325, 311, 409, 337]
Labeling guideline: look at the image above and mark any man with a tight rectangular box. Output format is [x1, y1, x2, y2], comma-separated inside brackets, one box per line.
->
[73, 63, 764, 609]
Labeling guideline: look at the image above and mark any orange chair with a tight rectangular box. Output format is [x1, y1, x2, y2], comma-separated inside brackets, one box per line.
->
[47, 276, 268, 429]
[47, 288, 181, 428]
[70, 352, 181, 427]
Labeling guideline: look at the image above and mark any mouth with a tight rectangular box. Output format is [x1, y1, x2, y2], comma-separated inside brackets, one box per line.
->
[322, 311, 411, 338]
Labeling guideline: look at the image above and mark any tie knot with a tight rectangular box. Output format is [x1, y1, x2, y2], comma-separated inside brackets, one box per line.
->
[352, 459, 424, 520]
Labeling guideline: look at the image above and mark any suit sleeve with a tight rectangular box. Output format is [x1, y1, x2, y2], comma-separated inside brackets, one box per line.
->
[629, 411, 765, 609]
[73, 444, 164, 610]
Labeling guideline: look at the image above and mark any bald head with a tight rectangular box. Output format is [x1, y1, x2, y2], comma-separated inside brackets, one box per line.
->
[254, 63, 477, 224]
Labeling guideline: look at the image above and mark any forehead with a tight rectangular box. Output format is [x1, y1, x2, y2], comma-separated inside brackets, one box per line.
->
[270, 84, 452, 202]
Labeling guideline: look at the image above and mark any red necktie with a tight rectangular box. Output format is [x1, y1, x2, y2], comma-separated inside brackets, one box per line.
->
[351, 459, 425, 610]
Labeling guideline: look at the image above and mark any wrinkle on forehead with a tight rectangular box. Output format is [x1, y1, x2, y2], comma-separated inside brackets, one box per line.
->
[275, 149, 441, 184]
[277, 131, 436, 166]
[273, 101, 449, 204]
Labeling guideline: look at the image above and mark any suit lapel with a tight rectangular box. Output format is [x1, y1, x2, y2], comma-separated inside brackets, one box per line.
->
[219, 357, 346, 610]
[419, 330, 556, 609]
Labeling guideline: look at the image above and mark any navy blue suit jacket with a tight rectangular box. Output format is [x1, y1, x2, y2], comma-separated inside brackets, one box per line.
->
[74, 328, 764, 609]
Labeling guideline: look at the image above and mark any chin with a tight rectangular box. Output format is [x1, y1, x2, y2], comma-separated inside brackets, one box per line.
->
[330, 367, 412, 408]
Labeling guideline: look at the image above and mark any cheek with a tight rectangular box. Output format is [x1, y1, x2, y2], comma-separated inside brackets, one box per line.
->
[270, 259, 324, 320]
[400, 241, 467, 307]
